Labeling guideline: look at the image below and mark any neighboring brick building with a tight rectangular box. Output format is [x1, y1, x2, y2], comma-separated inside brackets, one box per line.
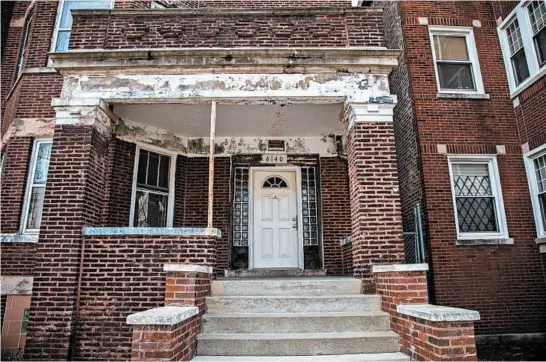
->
[0, 0, 544, 360]
[382, 0, 546, 343]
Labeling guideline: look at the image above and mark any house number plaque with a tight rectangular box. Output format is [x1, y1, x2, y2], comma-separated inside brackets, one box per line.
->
[261, 154, 288, 164]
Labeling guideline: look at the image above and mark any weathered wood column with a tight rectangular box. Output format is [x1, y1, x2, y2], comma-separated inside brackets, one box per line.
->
[345, 102, 405, 292]
[24, 98, 116, 360]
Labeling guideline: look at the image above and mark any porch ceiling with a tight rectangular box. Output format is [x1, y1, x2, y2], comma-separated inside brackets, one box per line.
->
[113, 103, 345, 137]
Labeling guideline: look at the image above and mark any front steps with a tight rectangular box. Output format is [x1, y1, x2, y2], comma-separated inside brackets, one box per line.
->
[196, 277, 405, 359]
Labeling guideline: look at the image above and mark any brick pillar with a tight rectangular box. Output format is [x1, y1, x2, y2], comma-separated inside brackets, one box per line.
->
[164, 264, 213, 315]
[24, 99, 116, 360]
[346, 103, 404, 291]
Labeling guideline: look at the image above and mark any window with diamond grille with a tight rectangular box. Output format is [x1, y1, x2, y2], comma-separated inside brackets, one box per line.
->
[301, 167, 319, 246]
[233, 167, 250, 247]
[451, 163, 500, 234]
[533, 153, 546, 233]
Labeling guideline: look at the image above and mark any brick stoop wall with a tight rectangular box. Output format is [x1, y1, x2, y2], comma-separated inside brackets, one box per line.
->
[373, 264, 479, 361]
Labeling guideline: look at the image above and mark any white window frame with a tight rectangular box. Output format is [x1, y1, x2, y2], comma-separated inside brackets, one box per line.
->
[50, 0, 115, 53]
[524, 144, 546, 238]
[21, 139, 53, 234]
[129, 144, 176, 228]
[498, 0, 546, 97]
[447, 155, 509, 240]
[17, 12, 33, 76]
[429, 26, 485, 95]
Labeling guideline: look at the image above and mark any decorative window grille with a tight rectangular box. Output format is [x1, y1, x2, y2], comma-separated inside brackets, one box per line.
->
[133, 149, 171, 227]
[233, 167, 249, 247]
[533, 153, 546, 233]
[528, 1, 546, 66]
[53, 0, 112, 52]
[506, 19, 531, 85]
[301, 167, 319, 246]
[262, 176, 288, 188]
[23, 140, 52, 232]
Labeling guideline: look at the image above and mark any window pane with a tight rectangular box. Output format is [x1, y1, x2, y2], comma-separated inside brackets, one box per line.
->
[529, 1, 546, 35]
[27, 187, 46, 230]
[147, 152, 159, 187]
[158, 155, 170, 189]
[506, 19, 524, 55]
[453, 164, 492, 197]
[134, 190, 168, 227]
[534, 154, 546, 193]
[511, 48, 531, 85]
[437, 63, 475, 90]
[456, 197, 499, 233]
[137, 150, 148, 185]
[534, 27, 546, 66]
[33, 143, 52, 185]
[539, 193, 546, 233]
[434, 35, 469, 61]
[55, 30, 71, 52]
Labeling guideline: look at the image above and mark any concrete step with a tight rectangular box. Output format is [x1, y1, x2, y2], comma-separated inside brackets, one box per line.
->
[224, 269, 327, 278]
[203, 311, 390, 333]
[196, 331, 400, 356]
[192, 352, 409, 361]
[206, 295, 381, 314]
[211, 277, 361, 296]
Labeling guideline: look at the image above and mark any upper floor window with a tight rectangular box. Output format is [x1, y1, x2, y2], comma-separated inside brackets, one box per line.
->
[498, 1, 546, 95]
[52, 0, 112, 52]
[525, 147, 546, 238]
[448, 156, 508, 240]
[18, 13, 33, 76]
[22, 140, 52, 233]
[429, 26, 484, 94]
[130, 147, 175, 228]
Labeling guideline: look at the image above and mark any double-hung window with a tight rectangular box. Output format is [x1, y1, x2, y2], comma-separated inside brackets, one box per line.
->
[130, 147, 175, 227]
[17, 13, 33, 76]
[429, 26, 484, 94]
[22, 140, 52, 233]
[52, 0, 112, 52]
[525, 149, 546, 238]
[498, 1, 546, 95]
[448, 156, 508, 240]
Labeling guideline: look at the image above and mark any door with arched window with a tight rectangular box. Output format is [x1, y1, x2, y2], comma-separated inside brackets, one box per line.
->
[251, 169, 300, 269]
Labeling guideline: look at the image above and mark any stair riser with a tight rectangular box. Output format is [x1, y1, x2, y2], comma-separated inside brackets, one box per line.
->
[211, 280, 361, 296]
[197, 336, 400, 356]
[203, 315, 390, 333]
[206, 297, 380, 314]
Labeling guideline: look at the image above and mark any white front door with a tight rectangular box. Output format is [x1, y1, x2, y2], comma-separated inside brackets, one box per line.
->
[252, 170, 299, 269]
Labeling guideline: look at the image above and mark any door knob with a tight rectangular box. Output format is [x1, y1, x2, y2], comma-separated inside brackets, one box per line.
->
[292, 216, 297, 229]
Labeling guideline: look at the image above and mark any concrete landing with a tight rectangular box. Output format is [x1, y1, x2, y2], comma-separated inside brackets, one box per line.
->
[193, 352, 409, 361]
[224, 269, 327, 278]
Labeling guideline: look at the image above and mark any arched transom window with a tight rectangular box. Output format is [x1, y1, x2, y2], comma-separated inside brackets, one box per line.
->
[262, 176, 288, 188]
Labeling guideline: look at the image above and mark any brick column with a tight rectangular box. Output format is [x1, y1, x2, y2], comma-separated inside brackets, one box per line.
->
[346, 103, 404, 291]
[24, 99, 116, 360]
[164, 264, 213, 315]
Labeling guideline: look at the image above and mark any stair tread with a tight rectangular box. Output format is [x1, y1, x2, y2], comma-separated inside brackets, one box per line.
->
[215, 277, 358, 281]
[207, 295, 378, 299]
[198, 331, 399, 340]
[204, 311, 389, 318]
[193, 352, 409, 361]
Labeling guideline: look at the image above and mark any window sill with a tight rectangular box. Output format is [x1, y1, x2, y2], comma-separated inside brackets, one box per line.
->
[0, 233, 39, 243]
[437, 92, 490, 100]
[456, 237, 513, 246]
[510, 66, 546, 100]
[537, 237, 546, 254]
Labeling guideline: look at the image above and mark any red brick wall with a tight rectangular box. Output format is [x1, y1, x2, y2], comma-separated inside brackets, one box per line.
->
[384, 1, 546, 335]
[75, 234, 216, 360]
[117, 0, 353, 8]
[24, 125, 111, 360]
[106, 139, 136, 226]
[68, 9, 384, 50]
[25, 1, 58, 68]
[320, 157, 351, 276]
[347, 122, 405, 288]
[0, 137, 33, 233]
[14, 73, 62, 119]
[0, 243, 36, 276]
[514, 76, 546, 151]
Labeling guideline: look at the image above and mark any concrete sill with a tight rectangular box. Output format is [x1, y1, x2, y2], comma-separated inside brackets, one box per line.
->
[82, 227, 221, 237]
[0, 234, 39, 243]
[397, 304, 480, 322]
[437, 92, 491, 100]
[340, 236, 352, 246]
[126, 306, 199, 326]
[456, 238, 514, 246]
[371, 263, 429, 273]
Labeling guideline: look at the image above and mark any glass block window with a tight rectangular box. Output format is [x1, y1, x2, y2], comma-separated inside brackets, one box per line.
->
[449, 158, 508, 239]
[132, 149, 171, 227]
[528, 1, 546, 66]
[53, 0, 112, 52]
[506, 19, 531, 85]
[263, 176, 288, 188]
[233, 167, 250, 247]
[301, 167, 319, 246]
[23, 140, 52, 232]
[533, 153, 546, 233]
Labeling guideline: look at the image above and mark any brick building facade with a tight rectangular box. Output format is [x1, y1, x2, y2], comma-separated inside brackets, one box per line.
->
[0, 0, 544, 360]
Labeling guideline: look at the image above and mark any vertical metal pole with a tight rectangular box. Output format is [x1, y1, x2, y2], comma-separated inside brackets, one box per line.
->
[207, 101, 217, 228]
